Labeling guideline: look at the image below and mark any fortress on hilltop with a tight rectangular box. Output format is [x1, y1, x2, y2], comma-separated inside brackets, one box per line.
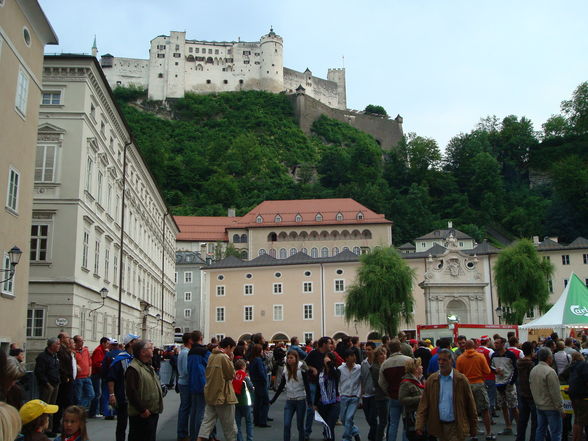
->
[97, 28, 403, 149]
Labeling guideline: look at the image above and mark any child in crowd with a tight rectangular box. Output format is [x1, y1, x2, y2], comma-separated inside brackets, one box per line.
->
[233, 359, 254, 441]
[270, 350, 312, 441]
[18, 399, 58, 441]
[55, 405, 89, 441]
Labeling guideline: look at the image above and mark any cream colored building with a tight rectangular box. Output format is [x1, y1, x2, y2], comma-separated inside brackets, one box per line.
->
[27, 55, 179, 356]
[0, 0, 57, 351]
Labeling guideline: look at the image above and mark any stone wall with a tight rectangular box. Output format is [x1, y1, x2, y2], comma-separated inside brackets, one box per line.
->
[289, 92, 403, 151]
[284, 67, 342, 110]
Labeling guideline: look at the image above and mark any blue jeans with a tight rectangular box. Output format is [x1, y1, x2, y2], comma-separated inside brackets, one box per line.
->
[284, 399, 306, 441]
[305, 382, 318, 437]
[318, 402, 340, 441]
[485, 379, 497, 411]
[74, 377, 95, 409]
[89, 374, 101, 416]
[190, 392, 206, 441]
[177, 384, 191, 438]
[536, 409, 562, 441]
[235, 405, 253, 441]
[387, 398, 408, 441]
[340, 396, 360, 441]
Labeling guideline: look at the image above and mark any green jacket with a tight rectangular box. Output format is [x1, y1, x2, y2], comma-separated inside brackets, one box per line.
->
[125, 358, 164, 416]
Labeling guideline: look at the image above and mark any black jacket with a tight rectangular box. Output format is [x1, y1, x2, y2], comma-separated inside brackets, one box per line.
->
[35, 348, 60, 386]
[57, 345, 74, 382]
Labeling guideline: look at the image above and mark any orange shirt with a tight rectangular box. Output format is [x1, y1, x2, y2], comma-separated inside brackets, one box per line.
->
[75, 347, 92, 378]
[456, 349, 490, 384]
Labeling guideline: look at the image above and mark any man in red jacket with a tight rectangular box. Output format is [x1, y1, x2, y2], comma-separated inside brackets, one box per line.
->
[74, 335, 95, 410]
[89, 336, 110, 417]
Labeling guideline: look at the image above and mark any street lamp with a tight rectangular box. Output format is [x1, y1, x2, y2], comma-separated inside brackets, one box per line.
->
[0, 246, 22, 283]
[89, 287, 109, 315]
[495, 306, 503, 324]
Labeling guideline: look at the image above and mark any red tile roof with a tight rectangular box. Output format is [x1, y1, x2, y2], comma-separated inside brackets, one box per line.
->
[174, 216, 238, 241]
[237, 198, 391, 228]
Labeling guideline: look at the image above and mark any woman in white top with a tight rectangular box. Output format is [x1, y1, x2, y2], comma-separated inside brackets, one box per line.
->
[269, 350, 311, 441]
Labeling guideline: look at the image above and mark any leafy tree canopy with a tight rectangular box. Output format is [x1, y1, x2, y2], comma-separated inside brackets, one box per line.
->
[364, 104, 388, 116]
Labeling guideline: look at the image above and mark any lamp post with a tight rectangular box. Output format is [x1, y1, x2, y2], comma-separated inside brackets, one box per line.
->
[495, 305, 503, 325]
[0, 246, 22, 284]
[89, 287, 109, 316]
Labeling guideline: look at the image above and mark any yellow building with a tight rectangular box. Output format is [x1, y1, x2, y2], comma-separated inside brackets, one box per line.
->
[0, 0, 57, 351]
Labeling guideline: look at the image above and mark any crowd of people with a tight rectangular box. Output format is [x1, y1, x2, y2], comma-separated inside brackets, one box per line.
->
[1, 329, 588, 441]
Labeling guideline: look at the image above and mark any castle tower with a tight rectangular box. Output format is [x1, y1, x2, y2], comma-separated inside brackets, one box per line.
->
[91, 35, 98, 58]
[259, 27, 284, 93]
[327, 68, 347, 109]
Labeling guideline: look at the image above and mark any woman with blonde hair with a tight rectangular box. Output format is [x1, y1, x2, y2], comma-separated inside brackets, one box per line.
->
[399, 358, 425, 441]
[0, 402, 22, 441]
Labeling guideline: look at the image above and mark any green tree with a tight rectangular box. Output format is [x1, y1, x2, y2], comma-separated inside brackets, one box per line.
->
[494, 239, 553, 324]
[344, 247, 415, 336]
[398, 133, 441, 181]
[364, 104, 388, 116]
[561, 81, 588, 135]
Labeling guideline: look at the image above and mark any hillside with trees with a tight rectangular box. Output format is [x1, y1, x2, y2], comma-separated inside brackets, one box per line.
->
[113, 82, 588, 245]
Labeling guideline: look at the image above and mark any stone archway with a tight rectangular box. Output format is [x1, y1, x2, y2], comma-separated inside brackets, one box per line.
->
[271, 332, 289, 342]
[446, 299, 468, 323]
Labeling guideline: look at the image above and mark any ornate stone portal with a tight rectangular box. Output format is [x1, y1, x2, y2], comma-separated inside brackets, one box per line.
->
[419, 234, 489, 324]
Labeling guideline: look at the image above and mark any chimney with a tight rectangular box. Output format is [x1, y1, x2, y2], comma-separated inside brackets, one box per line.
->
[448, 221, 453, 228]
[228, 208, 236, 217]
[532, 235, 540, 244]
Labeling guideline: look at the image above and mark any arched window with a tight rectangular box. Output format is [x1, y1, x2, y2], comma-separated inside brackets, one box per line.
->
[353, 246, 361, 255]
[321, 247, 329, 257]
[336, 212, 344, 221]
[290, 248, 297, 256]
[332, 247, 339, 256]
[241, 250, 248, 259]
[315, 213, 323, 221]
[289, 231, 298, 240]
[320, 231, 329, 240]
[295, 213, 302, 222]
[279, 248, 287, 259]
[241, 234, 248, 243]
[301, 248, 308, 254]
[356, 212, 364, 220]
[352, 230, 361, 239]
[362, 230, 372, 239]
[278, 232, 288, 241]
[196, 64, 203, 71]
[275, 214, 282, 223]
[232, 234, 240, 243]
[269, 249, 277, 258]
[256, 215, 263, 223]
[258, 249, 266, 256]
[311, 248, 318, 258]
[343, 247, 349, 252]
[267, 232, 277, 242]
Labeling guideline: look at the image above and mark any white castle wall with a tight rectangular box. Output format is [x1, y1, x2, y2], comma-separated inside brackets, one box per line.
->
[101, 30, 344, 109]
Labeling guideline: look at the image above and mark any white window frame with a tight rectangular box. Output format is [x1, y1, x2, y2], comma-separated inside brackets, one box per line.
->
[273, 304, 283, 321]
[26, 308, 46, 337]
[97, 170, 103, 205]
[216, 307, 225, 322]
[334, 302, 345, 317]
[216, 285, 225, 296]
[15, 68, 29, 116]
[41, 90, 62, 105]
[244, 305, 254, 322]
[94, 239, 100, 275]
[216, 333, 225, 340]
[334, 279, 345, 292]
[273, 282, 283, 295]
[303, 281, 313, 293]
[303, 304, 313, 320]
[184, 308, 192, 318]
[184, 271, 193, 283]
[35, 144, 58, 183]
[104, 248, 110, 281]
[562, 255, 570, 265]
[85, 157, 93, 193]
[2, 253, 15, 295]
[184, 291, 192, 302]
[6, 167, 20, 213]
[303, 332, 314, 342]
[583, 254, 588, 265]
[82, 230, 90, 269]
[30, 223, 50, 262]
[244, 284, 253, 295]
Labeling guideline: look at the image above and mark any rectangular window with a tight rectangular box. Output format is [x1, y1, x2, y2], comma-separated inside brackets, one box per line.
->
[35, 145, 57, 182]
[174, 272, 178, 283]
[104, 248, 110, 281]
[157, 53, 165, 58]
[15, 69, 29, 115]
[82, 230, 90, 269]
[335, 279, 345, 292]
[273, 283, 283, 295]
[244, 284, 253, 295]
[548, 278, 553, 293]
[216, 286, 225, 296]
[42, 91, 61, 105]
[184, 309, 192, 318]
[564, 279, 569, 287]
[334, 303, 345, 317]
[106, 183, 112, 213]
[2, 253, 14, 294]
[30, 224, 49, 261]
[583, 254, 588, 264]
[273, 304, 283, 321]
[26, 308, 45, 337]
[85, 157, 93, 193]
[184, 272, 192, 283]
[94, 240, 100, 275]
[244, 306, 253, 322]
[303, 304, 313, 320]
[184, 291, 192, 302]
[216, 334, 225, 340]
[97, 171, 103, 205]
[303, 281, 313, 293]
[543, 256, 550, 262]
[304, 332, 314, 343]
[6, 168, 20, 212]
[113, 255, 118, 284]
[562, 255, 570, 265]
[216, 307, 225, 322]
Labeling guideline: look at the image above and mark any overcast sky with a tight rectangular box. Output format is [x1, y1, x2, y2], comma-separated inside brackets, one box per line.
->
[39, 1, 588, 149]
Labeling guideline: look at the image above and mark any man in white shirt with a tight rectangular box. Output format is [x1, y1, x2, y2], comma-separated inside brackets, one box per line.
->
[339, 349, 362, 441]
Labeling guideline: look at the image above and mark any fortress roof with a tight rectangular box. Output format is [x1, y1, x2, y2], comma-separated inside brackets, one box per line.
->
[175, 216, 238, 241]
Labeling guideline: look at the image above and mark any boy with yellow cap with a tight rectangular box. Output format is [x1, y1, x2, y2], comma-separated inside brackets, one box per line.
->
[19, 399, 58, 440]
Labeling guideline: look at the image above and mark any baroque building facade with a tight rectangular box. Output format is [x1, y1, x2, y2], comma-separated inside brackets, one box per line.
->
[174, 251, 205, 334]
[27, 55, 179, 356]
[0, 0, 57, 351]
[99, 29, 347, 109]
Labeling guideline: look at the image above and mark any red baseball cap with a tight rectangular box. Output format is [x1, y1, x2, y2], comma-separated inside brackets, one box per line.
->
[481, 335, 490, 341]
